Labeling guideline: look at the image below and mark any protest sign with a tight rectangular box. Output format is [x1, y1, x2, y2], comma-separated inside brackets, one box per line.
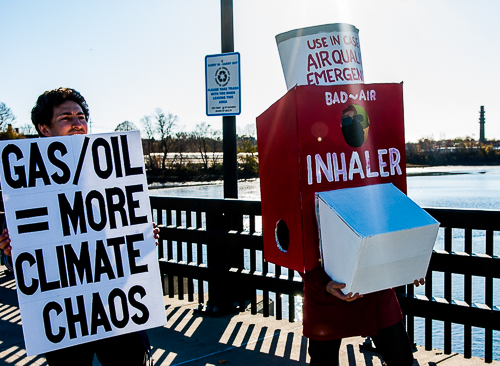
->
[0, 131, 166, 355]
[276, 23, 363, 90]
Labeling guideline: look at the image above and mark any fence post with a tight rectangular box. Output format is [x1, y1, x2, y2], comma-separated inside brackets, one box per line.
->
[204, 211, 244, 315]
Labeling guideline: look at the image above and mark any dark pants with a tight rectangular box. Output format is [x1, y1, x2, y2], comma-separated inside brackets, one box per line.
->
[308, 321, 414, 366]
[44, 331, 150, 366]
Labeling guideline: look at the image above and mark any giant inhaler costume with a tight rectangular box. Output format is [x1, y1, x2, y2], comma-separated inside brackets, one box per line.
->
[256, 23, 438, 340]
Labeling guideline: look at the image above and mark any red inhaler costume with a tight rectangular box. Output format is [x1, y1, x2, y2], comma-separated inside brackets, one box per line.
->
[256, 83, 406, 339]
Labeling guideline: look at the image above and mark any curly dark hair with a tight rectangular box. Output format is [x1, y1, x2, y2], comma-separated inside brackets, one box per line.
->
[31, 88, 89, 136]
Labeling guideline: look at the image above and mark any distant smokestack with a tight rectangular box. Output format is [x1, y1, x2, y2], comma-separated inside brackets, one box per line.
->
[479, 106, 485, 143]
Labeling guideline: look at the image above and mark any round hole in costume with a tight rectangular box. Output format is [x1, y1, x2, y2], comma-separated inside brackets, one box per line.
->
[275, 219, 289, 252]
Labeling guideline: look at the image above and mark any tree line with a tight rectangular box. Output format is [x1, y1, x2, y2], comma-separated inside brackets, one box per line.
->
[5, 100, 500, 181]
[406, 137, 500, 166]
[118, 108, 258, 182]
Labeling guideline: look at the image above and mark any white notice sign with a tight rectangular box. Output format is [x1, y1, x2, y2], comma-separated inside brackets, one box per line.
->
[0, 131, 166, 355]
[205, 52, 241, 116]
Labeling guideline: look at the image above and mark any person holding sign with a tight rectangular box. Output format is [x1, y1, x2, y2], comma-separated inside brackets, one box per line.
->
[0, 88, 159, 366]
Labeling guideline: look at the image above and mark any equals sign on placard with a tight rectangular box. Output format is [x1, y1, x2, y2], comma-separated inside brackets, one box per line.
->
[15, 207, 49, 234]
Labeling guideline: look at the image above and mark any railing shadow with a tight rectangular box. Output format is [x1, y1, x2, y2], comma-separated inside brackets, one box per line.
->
[0, 271, 48, 366]
[149, 298, 397, 366]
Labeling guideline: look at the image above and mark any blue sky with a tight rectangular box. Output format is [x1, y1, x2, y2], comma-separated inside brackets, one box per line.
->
[0, 0, 499, 142]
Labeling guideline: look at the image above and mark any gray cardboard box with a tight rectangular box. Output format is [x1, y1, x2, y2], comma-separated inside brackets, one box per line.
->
[316, 183, 439, 295]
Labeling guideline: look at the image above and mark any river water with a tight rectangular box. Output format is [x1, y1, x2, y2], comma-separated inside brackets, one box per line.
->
[149, 165, 500, 360]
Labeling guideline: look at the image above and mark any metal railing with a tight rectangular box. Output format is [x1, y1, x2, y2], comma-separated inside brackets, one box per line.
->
[151, 196, 302, 319]
[397, 208, 500, 363]
[151, 196, 500, 362]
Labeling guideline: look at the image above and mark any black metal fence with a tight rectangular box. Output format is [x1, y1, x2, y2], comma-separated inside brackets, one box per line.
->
[151, 196, 500, 363]
[397, 208, 500, 363]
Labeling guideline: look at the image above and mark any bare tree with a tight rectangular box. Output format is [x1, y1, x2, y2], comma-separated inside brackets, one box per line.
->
[173, 131, 189, 166]
[142, 115, 156, 140]
[192, 122, 211, 171]
[0, 102, 16, 130]
[141, 115, 157, 170]
[115, 120, 138, 131]
[153, 108, 177, 170]
[19, 123, 37, 136]
[238, 123, 256, 139]
[209, 128, 222, 166]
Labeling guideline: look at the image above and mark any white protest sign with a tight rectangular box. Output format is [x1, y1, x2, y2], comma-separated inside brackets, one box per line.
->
[205, 52, 241, 116]
[276, 23, 363, 90]
[0, 131, 166, 356]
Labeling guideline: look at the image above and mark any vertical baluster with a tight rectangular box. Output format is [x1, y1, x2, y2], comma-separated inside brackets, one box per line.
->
[156, 207, 163, 227]
[288, 270, 296, 323]
[250, 248, 257, 315]
[167, 209, 174, 298]
[196, 211, 204, 306]
[444, 227, 452, 355]
[248, 214, 257, 314]
[425, 269, 433, 351]
[250, 249, 257, 272]
[275, 293, 282, 319]
[485, 230, 493, 363]
[155, 207, 167, 295]
[249, 213, 257, 314]
[186, 210, 194, 302]
[176, 210, 183, 229]
[167, 209, 173, 260]
[263, 254, 269, 317]
[275, 265, 282, 320]
[155, 208, 164, 259]
[464, 228, 472, 358]
[176, 210, 184, 300]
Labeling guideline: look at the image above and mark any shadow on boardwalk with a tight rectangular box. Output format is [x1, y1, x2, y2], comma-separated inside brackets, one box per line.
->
[0, 267, 498, 366]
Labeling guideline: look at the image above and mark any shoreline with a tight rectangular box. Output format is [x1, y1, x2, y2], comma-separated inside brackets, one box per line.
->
[148, 166, 500, 190]
[406, 165, 500, 176]
[148, 177, 259, 190]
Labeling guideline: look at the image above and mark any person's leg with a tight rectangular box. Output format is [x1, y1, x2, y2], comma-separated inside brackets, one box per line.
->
[44, 342, 95, 366]
[308, 338, 342, 366]
[371, 321, 414, 366]
[95, 331, 150, 366]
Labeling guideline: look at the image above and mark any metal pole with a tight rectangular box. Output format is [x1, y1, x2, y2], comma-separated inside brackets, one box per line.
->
[221, 0, 238, 199]
[203, 0, 242, 316]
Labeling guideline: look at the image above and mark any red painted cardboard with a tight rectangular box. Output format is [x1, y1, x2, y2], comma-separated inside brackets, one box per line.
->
[257, 83, 406, 273]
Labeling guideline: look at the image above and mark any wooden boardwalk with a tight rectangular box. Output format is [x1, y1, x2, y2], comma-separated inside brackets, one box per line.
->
[0, 268, 498, 366]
